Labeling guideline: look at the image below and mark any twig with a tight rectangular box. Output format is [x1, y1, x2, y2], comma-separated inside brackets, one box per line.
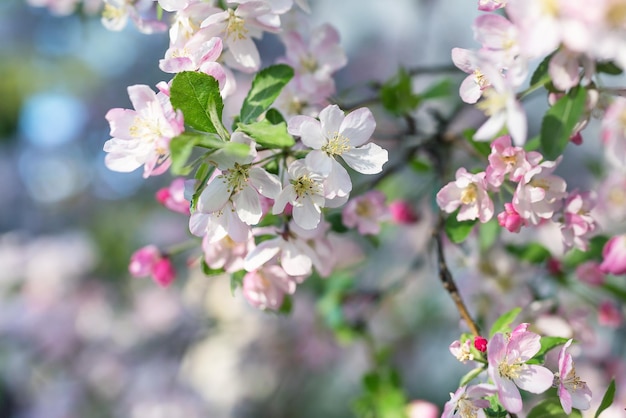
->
[434, 214, 481, 337]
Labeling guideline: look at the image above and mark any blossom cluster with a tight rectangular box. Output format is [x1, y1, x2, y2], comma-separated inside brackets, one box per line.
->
[445, 323, 592, 417]
[96, 0, 394, 311]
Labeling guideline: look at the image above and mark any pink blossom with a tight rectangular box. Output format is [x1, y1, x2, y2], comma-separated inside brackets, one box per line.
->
[103, 84, 184, 178]
[288, 104, 388, 199]
[202, 234, 254, 273]
[451, 48, 490, 104]
[512, 158, 568, 226]
[388, 200, 419, 224]
[486, 135, 541, 187]
[598, 300, 623, 328]
[278, 24, 347, 103]
[242, 264, 297, 310]
[449, 339, 474, 364]
[497, 202, 525, 233]
[575, 261, 605, 286]
[560, 190, 597, 252]
[600, 235, 626, 275]
[156, 178, 191, 215]
[159, 31, 227, 90]
[487, 326, 554, 413]
[437, 168, 494, 223]
[342, 190, 389, 235]
[200, 2, 281, 73]
[557, 339, 592, 415]
[129, 245, 176, 287]
[442, 384, 496, 418]
[473, 14, 520, 66]
[101, 0, 168, 34]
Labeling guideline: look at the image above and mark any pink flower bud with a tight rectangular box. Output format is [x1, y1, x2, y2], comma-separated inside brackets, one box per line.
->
[474, 336, 488, 352]
[497, 203, 524, 233]
[389, 200, 419, 224]
[547, 257, 563, 276]
[129, 245, 161, 277]
[152, 258, 176, 287]
[406, 400, 439, 418]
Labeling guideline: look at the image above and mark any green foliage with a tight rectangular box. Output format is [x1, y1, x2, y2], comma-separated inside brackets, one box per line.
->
[540, 86, 587, 160]
[562, 235, 608, 268]
[201, 260, 224, 277]
[505, 242, 552, 264]
[528, 398, 581, 418]
[170, 71, 228, 139]
[419, 78, 453, 100]
[463, 128, 491, 159]
[444, 212, 477, 244]
[596, 61, 623, 75]
[527, 336, 570, 364]
[240, 64, 294, 124]
[530, 53, 553, 88]
[169, 132, 249, 175]
[230, 270, 246, 296]
[264, 107, 286, 125]
[595, 379, 616, 418]
[489, 307, 522, 338]
[238, 120, 295, 149]
[380, 67, 420, 116]
[353, 367, 408, 418]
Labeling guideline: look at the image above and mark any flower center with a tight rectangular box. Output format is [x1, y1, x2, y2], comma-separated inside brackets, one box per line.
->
[563, 365, 586, 390]
[606, 1, 626, 29]
[355, 200, 374, 217]
[541, 0, 560, 17]
[461, 184, 478, 204]
[292, 175, 320, 199]
[102, 3, 125, 20]
[473, 69, 489, 90]
[226, 9, 248, 41]
[322, 133, 351, 156]
[300, 54, 318, 73]
[221, 163, 250, 194]
[498, 358, 523, 379]
[456, 395, 479, 418]
[475, 88, 507, 116]
[530, 177, 550, 190]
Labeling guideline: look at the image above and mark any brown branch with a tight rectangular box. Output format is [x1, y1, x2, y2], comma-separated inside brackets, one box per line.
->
[434, 214, 481, 337]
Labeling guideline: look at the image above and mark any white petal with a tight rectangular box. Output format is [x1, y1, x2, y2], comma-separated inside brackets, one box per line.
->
[198, 176, 230, 213]
[249, 167, 282, 199]
[324, 160, 352, 199]
[305, 150, 333, 176]
[299, 119, 326, 149]
[319, 104, 344, 138]
[339, 107, 376, 147]
[244, 238, 281, 271]
[189, 213, 209, 237]
[342, 143, 388, 174]
[281, 241, 312, 276]
[234, 185, 262, 225]
[293, 198, 321, 230]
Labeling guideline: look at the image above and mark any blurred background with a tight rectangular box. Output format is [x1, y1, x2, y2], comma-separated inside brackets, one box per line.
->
[1, 0, 624, 417]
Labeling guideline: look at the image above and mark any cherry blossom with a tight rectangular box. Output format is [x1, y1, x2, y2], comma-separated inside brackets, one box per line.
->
[497, 202, 525, 233]
[486, 135, 541, 188]
[101, 0, 167, 34]
[242, 264, 298, 310]
[273, 159, 326, 230]
[202, 233, 253, 273]
[129, 245, 176, 287]
[442, 384, 496, 418]
[200, 2, 281, 72]
[342, 190, 389, 235]
[560, 190, 597, 252]
[451, 48, 490, 104]
[437, 168, 494, 223]
[449, 339, 474, 364]
[556, 339, 592, 415]
[512, 158, 568, 226]
[601, 97, 626, 170]
[103, 84, 184, 178]
[388, 200, 419, 224]
[288, 104, 388, 199]
[487, 325, 554, 413]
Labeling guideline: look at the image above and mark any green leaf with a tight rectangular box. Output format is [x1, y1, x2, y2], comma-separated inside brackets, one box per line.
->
[597, 61, 623, 75]
[562, 235, 608, 268]
[459, 366, 485, 387]
[230, 270, 245, 296]
[380, 67, 421, 116]
[528, 336, 570, 364]
[201, 260, 224, 277]
[540, 86, 587, 160]
[528, 398, 581, 418]
[409, 157, 431, 172]
[419, 78, 452, 100]
[489, 307, 522, 338]
[278, 294, 293, 315]
[505, 242, 552, 264]
[595, 379, 616, 418]
[524, 135, 541, 151]
[265, 108, 286, 125]
[444, 212, 477, 244]
[170, 71, 227, 138]
[530, 53, 553, 87]
[238, 120, 295, 149]
[240, 64, 294, 124]
[169, 132, 249, 175]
